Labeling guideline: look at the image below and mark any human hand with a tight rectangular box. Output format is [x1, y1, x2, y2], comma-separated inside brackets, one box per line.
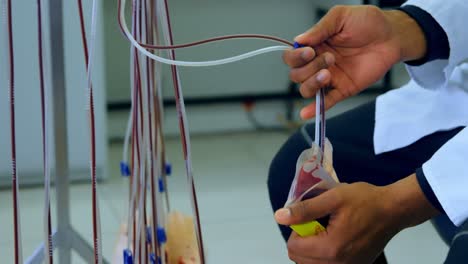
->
[276, 182, 396, 263]
[284, 5, 427, 119]
[274, 175, 439, 264]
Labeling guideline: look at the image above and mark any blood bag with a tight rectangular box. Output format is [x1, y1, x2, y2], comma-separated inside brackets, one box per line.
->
[284, 138, 339, 236]
[166, 211, 201, 264]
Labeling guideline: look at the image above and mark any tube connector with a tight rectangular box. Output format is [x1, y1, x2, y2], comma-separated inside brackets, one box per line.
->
[120, 161, 131, 177]
[158, 178, 165, 193]
[149, 253, 156, 264]
[293, 42, 306, 49]
[165, 162, 172, 176]
[157, 227, 167, 243]
[123, 249, 133, 264]
[147, 226, 152, 243]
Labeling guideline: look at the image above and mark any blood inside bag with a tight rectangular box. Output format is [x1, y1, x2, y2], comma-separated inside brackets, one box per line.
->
[285, 140, 339, 228]
[294, 158, 323, 199]
[296, 160, 332, 227]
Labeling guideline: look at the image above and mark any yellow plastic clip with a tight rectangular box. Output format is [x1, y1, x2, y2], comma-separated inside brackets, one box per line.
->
[291, 220, 325, 237]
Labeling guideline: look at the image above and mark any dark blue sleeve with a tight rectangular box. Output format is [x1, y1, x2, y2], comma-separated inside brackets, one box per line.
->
[397, 5, 450, 66]
[416, 167, 445, 214]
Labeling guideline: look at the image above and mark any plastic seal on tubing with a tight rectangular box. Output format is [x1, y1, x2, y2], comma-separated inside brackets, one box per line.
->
[123, 249, 133, 264]
[157, 227, 167, 244]
[158, 178, 165, 193]
[293, 42, 306, 49]
[149, 253, 156, 264]
[146, 226, 152, 243]
[120, 161, 131, 177]
[165, 162, 172, 176]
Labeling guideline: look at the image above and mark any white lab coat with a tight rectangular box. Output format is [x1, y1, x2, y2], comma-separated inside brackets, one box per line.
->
[374, 0, 468, 226]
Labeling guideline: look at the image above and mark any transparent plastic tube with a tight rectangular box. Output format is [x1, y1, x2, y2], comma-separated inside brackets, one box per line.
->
[139, 6, 158, 254]
[127, 129, 138, 249]
[314, 92, 321, 147]
[135, 87, 146, 264]
[145, 24, 159, 256]
[285, 88, 338, 237]
[126, 5, 139, 250]
[123, 18, 137, 167]
[123, 111, 132, 168]
[122, 46, 134, 248]
[5, 0, 24, 262]
[133, 2, 147, 262]
[37, 0, 53, 262]
[85, 0, 103, 262]
[119, 0, 290, 67]
[157, 0, 206, 261]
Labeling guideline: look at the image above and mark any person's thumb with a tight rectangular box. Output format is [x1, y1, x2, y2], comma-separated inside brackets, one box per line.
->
[295, 6, 345, 46]
[275, 189, 338, 226]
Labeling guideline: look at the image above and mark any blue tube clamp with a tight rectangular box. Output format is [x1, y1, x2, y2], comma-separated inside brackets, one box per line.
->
[123, 249, 133, 264]
[120, 161, 131, 177]
[157, 227, 167, 243]
[293, 42, 306, 49]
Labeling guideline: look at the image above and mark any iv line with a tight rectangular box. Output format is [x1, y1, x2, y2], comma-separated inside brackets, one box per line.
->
[118, 0, 292, 67]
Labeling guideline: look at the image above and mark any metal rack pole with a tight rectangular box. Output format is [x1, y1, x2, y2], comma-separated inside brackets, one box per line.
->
[48, 0, 73, 262]
[26, 1, 109, 263]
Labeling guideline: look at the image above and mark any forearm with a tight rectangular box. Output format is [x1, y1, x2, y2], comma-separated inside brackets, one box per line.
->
[384, 10, 427, 62]
[383, 174, 440, 231]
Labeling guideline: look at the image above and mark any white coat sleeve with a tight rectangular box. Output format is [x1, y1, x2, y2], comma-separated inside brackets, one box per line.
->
[422, 127, 468, 226]
[400, 0, 468, 226]
[403, 0, 468, 90]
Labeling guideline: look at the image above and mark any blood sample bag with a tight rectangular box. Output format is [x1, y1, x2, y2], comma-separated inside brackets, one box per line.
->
[284, 139, 339, 236]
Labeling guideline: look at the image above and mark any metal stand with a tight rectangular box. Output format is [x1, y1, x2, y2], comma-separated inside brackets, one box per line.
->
[26, 1, 109, 263]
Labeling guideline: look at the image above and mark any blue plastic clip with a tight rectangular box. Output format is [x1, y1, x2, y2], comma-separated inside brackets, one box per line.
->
[158, 178, 165, 193]
[149, 253, 156, 264]
[165, 162, 172, 176]
[157, 227, 167, 243]
[120, 161, 131, 177]
[293, 42, 306, 49]
[123, 249, 133, 264]
[147, 226, 152, 243]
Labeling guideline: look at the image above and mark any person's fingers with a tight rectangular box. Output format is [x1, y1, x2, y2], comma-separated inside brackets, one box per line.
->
[283, 47, 316, 68]
[295, 6, 345, 46]
[275, 189, 340, 226]
[300, 89, 346, 119]
[298, 69, 331, 98]
[287, 232, 337, 263]
[289, 53, 335, 84]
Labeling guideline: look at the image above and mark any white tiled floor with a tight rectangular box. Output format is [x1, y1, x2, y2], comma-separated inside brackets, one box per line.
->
[0, 131, 448, 263]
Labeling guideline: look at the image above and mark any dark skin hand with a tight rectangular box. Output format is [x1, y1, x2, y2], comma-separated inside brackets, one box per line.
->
[275, 175, 440, 264]
[283, 5, 427, 119]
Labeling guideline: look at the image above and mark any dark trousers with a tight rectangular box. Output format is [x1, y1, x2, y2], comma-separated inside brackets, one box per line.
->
[267, 101, 463, 262]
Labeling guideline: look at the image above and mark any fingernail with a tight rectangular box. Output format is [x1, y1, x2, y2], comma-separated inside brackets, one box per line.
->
[316, 71, 328, 83]
[275, 208, 291, 222]
[325, 54, 335, 66]
[301, 49, 312, 60]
